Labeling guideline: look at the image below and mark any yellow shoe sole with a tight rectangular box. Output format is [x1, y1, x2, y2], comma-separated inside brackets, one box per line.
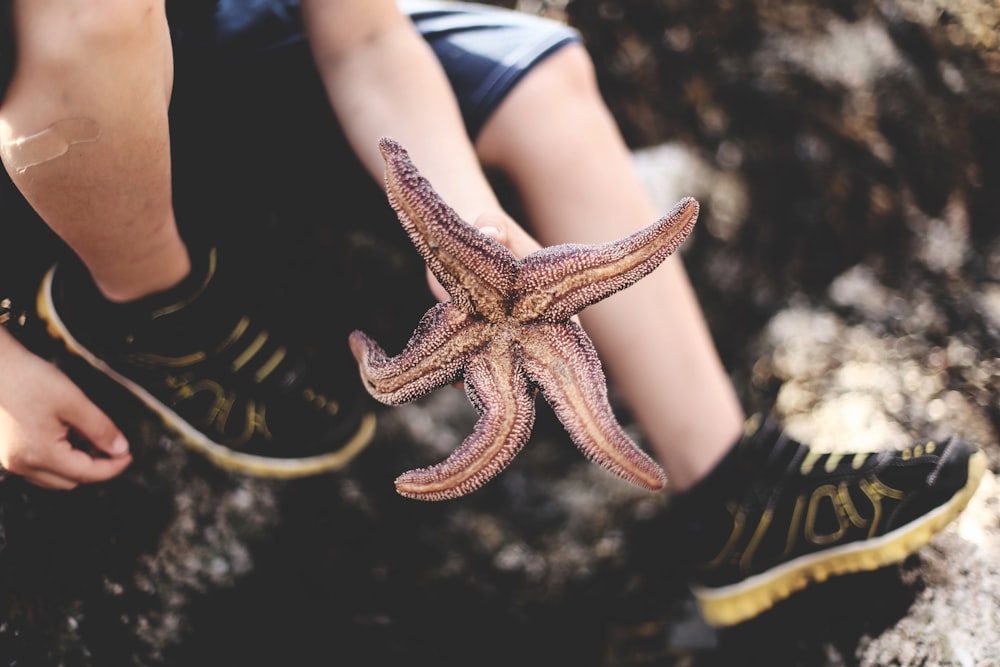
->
[692, 449, 987, 627]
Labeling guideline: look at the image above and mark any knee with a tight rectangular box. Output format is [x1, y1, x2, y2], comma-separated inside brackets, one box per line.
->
[530, 43, 602, 104]
[478, 43, 607, 159]
[491, 43, 606, 136]
[13, 0, 168, 66]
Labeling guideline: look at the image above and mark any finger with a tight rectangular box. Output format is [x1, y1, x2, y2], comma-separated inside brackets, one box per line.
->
[75, 454, 132, 483]
[51, 444, 132, 484]
[427, 265, 449, 302]
[472, 211, 542, 258]
[426, 222, 516, 302]
[449, 212, 542, 383]
[471, 211, 511, 252]
[58, 387, 129, 458]
[472, 212, 507, 246]
[22, 468, 79, 491]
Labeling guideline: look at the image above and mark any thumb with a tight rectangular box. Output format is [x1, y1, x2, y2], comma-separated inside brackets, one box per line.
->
[471, 211, 541, 259]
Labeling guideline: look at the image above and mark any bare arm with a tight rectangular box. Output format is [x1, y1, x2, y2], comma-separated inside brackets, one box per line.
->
[299, 0, 504, 224]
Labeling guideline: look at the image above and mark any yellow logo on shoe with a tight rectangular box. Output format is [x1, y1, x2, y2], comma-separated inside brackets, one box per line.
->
[700, 474, 906, 577]
[167, 374, 273, 448]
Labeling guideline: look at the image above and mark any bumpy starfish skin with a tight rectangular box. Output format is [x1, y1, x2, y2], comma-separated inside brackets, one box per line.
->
[349, 137, 700, 501]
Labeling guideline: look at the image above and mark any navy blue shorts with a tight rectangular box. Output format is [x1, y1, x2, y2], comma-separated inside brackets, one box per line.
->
[0, 2, 580, 313]
[1, 2, 579, 138]
[206, 0, 580, 140]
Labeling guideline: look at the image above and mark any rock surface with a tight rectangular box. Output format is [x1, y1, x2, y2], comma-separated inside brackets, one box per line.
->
[2, 1, 999, 666]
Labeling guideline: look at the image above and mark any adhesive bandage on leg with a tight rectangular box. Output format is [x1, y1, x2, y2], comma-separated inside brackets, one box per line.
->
[0, 118, 101, 174]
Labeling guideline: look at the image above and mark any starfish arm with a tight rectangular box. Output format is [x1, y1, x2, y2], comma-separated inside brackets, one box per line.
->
[519, 321, 667, 491]
[395, 341, 536, 501]
[512, 197, 699, 323]
[379, 137, 517, 320]
[349, 301, 490, 405]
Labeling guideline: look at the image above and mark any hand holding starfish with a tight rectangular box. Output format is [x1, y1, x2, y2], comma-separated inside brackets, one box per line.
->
[349, 137, 699, 501]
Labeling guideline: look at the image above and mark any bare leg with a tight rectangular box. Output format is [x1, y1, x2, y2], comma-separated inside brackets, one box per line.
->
[0, 0, 188, 302]
[476, 44, 743, 492]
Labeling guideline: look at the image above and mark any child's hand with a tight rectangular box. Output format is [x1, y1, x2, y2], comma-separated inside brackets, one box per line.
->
[425, 210, 544, 390]
[426, 209, 542, 302]
[0, 329, 131, 490]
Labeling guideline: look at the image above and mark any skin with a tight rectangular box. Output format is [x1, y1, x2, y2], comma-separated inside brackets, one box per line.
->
[351, 140, 699, 499]
[0, 327, 130, 489]
[0, 0, 743, 494]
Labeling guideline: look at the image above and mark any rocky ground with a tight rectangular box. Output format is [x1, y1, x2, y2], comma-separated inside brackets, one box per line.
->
[2, 0, 999, 665]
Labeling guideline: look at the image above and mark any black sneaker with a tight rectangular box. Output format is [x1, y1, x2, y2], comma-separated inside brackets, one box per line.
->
[667, 414, 986, 627]
[36, 247, 376, 478]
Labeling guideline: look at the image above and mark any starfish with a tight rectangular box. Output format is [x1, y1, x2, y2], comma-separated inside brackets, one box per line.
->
[349, 137, 699, 501]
